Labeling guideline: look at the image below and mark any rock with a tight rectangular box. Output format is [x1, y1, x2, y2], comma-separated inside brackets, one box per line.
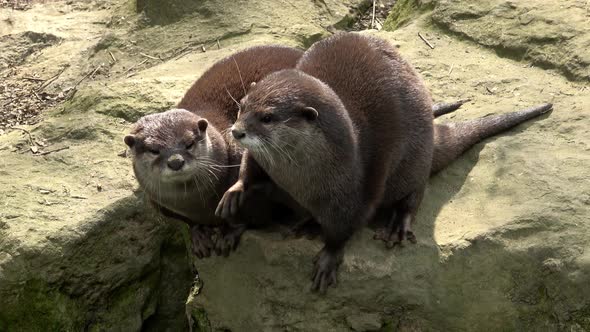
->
[0, 31, 61, 69]
[424, 0, 589, 81]
[346, 313, 383, 331]
[1, 0, 589, 330]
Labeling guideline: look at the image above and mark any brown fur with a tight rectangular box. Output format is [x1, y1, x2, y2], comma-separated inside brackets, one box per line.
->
[225, 33, 434, 292]
[125, 45, 303, 257]
[431, 103, 553, 175]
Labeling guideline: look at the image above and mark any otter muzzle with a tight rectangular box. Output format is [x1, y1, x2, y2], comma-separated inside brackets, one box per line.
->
[167, 154, 185, 171]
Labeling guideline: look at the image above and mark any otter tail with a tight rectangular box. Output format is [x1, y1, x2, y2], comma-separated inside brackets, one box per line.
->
[432, 99, 471, 118]
[431, 103, 553, 175]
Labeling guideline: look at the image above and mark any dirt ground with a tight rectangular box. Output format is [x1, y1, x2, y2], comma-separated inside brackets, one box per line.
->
[0, 0, 398, 131]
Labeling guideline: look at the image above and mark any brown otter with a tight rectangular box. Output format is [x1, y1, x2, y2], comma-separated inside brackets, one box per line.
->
[218, 32, 434, 293]
[124, 45, 304, 258]
[218, 33, 552, 293]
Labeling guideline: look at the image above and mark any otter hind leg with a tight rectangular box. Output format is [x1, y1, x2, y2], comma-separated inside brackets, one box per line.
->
[373, 212, 417, 248]
[282, 216, 321, 240]
[213, 223, 247, 257]
[190, 225, 216, 259]
[373, 190, 422, 248]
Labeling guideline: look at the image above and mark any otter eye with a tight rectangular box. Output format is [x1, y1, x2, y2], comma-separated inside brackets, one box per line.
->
[147, 148, 159, 155]
[261, 114, 272, 123]
[186, 141, 194, 149]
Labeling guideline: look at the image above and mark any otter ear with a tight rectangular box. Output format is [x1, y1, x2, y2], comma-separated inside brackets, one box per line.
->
[197, 119, 208, 133]
[250, 81, 256, 88]
[124, 135, 136, 148]
[302, 107, 318, 121]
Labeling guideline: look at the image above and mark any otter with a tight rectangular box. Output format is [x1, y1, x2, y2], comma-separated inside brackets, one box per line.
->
[217, 33, 552, 293]
[125, 45, 304, 258]
[218, 33, 434, 293]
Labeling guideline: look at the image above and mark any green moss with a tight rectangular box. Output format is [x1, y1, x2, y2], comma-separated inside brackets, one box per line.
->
[186, 273, 211, 332]
[135, 0, 214, 25]
[383, 0, 435, 31]
[189, 307, 212, 332]
[0, 279, 84, 331]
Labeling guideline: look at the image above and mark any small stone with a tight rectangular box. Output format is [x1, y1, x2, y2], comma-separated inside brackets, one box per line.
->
[542, 258, 563, 273]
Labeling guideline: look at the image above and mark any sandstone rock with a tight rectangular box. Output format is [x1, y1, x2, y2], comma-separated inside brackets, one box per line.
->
[384, 0, 590, 82]
[1, 0, 588, 330]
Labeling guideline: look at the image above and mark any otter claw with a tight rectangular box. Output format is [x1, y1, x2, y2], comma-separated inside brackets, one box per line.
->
[214, 224, 246, 257]
[374, 213, 417, 248]
[310, 247, 342, 294]
[190, 225, 215, 259]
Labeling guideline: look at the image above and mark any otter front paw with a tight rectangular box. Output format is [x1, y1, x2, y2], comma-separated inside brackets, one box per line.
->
[311, 247, 343, 294]
[214, 223, 246, 257]
[215, 181, 246, 219]
[190, 225, 215, 259]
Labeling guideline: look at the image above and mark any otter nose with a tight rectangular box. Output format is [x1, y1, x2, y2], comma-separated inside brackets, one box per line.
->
[167, 155, 185, 171]
[232, 128, 246, 140]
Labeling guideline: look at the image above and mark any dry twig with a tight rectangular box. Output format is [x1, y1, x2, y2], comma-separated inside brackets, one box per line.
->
[371, 0, 376, 29]
[12, 127, 34, 145]
[23, 77, 46, 82]
[34, 146, 70, 156]
[37, 65, 69, 92]
[124, 59, 148, 76]
[418, 32, 435, 49]
[32, 91, 43, 102]
[140, 52, 159, 60]
[66, 65, 101, 99]
[108, 50, 117, 62]
[89, 65, 102, 79]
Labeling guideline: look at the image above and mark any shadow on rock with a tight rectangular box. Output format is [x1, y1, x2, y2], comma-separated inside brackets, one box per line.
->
[0, 195, 192, 331]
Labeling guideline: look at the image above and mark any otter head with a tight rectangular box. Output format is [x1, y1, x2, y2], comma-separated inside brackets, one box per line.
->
[229, 70, 323, 158]
[124, 109, 225, 186]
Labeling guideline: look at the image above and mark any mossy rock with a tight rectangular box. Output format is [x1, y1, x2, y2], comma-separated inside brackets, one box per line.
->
[382, 0, 435, 31]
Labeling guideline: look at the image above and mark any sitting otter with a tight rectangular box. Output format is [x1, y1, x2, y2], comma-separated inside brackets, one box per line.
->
[125, 45, 304, 258]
